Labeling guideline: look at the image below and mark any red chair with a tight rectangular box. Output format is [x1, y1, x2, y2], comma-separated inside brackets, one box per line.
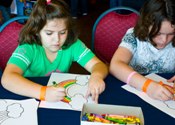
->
[0, 16, 28, 71]
[91, 7, 139, 64]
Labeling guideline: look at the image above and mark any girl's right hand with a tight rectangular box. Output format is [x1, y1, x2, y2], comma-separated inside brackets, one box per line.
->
[45, 86, 66, 102]
[146, 81, 174, 101]
[167, 75, 175, 84]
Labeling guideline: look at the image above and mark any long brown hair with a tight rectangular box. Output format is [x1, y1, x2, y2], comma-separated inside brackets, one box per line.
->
[134, 0, 175, 46]
[19, 0, 79, 49]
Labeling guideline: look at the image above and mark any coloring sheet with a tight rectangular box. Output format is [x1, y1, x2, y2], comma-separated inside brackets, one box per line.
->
[39, 73, 95, 111]
[0, 99, 39, 125]
[122, 73, 175, 118]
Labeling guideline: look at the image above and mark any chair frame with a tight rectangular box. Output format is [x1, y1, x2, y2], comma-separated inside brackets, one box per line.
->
[0, 16, 29, 32]
[0, 16, 29, 71]
[91, 6, 140, 51]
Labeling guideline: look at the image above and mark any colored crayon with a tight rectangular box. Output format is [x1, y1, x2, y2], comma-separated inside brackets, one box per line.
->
[82, 113, 141, 125]
[82, 113, 111, 123]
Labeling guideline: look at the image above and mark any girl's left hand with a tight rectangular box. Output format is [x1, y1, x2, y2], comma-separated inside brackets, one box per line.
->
[86, 75, 105, 103]
[167, 76, 175, 99]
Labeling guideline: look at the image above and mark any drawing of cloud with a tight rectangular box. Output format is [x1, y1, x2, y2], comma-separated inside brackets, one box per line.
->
[0, 100, 7, 111]
[7, 103, 24, 118]
[66, 75, 89, 97]
[69, 94, 87, 110]
[76, 76, 89, 85]
[0, 101, 24, 124]
[67, 84, 88, 97]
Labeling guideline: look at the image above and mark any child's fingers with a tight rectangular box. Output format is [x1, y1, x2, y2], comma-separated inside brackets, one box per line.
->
[56, 87, 66, 97]
[159, 81, 175, 94]
[85, 89, 91, 99]
[85, 88, 99, 103]
[162, 89, 174, 100]
[94, 94, 99, 103]
[91, 89, 98, 103]
[98, 85, 105, 94]
[160, 91, 172, 101]
[90, 89, 96, 101]
[57, 87, 65, 91]
[162, 84, 175, 94]
[167, 76, 175, 82]
[158, 82, 174, 100]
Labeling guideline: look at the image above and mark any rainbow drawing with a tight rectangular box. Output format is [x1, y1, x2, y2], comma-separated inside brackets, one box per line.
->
[63, 96, 71, 103]
[57, 79, 76, 88]
[52, 79, 76, 103]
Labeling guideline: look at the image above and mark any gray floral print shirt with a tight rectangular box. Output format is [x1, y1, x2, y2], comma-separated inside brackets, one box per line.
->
[119, 28, 175, 74]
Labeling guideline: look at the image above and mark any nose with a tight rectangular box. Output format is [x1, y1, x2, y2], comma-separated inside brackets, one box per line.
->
[53, 34, 60, 42]
[161, 34, 168, 43]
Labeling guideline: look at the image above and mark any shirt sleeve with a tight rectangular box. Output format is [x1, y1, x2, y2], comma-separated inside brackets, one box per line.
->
[72, 39, 95, 67]
[7, 44, 34, 71]
[119, 28, 137, 54]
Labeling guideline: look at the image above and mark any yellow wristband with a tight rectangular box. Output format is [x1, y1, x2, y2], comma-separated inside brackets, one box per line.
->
[40, 86, 47, 101]
[142, 79, 152, 92]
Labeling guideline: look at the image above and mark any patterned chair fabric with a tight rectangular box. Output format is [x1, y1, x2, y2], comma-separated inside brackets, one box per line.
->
[91, 7, 139, 64]
[0, 16, 28, 70]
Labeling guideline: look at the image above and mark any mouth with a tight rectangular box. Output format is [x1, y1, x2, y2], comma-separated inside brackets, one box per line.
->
[156, 44, 165, 49]
[52, 44, 60, 47]
[50, 45, 60, 51]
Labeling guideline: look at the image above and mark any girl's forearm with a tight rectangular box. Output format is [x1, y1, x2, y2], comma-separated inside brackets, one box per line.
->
[110, 61, 147, 90]
[1, 73, 42, 99]
[90, 62, 108, 79]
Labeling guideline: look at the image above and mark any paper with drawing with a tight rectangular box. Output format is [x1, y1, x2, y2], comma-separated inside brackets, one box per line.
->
[0, 99, 38, 125]
[122, 73, 175, 118]
[39, 73, 95, 111]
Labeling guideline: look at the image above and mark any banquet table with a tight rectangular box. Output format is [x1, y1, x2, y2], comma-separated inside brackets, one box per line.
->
[0, 73, 174, 124]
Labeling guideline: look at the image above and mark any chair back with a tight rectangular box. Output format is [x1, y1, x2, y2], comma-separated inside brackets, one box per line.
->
[91, 6, 139, 64]
[0, 16, 29, 70]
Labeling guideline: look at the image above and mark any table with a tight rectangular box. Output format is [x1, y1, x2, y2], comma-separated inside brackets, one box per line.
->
[0, 73, 174, 124]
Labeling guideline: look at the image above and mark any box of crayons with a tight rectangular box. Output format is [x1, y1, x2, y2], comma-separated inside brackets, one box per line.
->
[81, 103, 144, 125]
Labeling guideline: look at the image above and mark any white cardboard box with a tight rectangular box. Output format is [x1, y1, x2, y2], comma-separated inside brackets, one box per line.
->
[81, 103, 144, 125]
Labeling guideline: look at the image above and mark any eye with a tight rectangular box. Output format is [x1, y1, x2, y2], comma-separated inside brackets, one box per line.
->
[59, 30, 66, 35]
[168, 33, 175, 36]
[46, 31, 52, 35]
[156, 32, 161, 36]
